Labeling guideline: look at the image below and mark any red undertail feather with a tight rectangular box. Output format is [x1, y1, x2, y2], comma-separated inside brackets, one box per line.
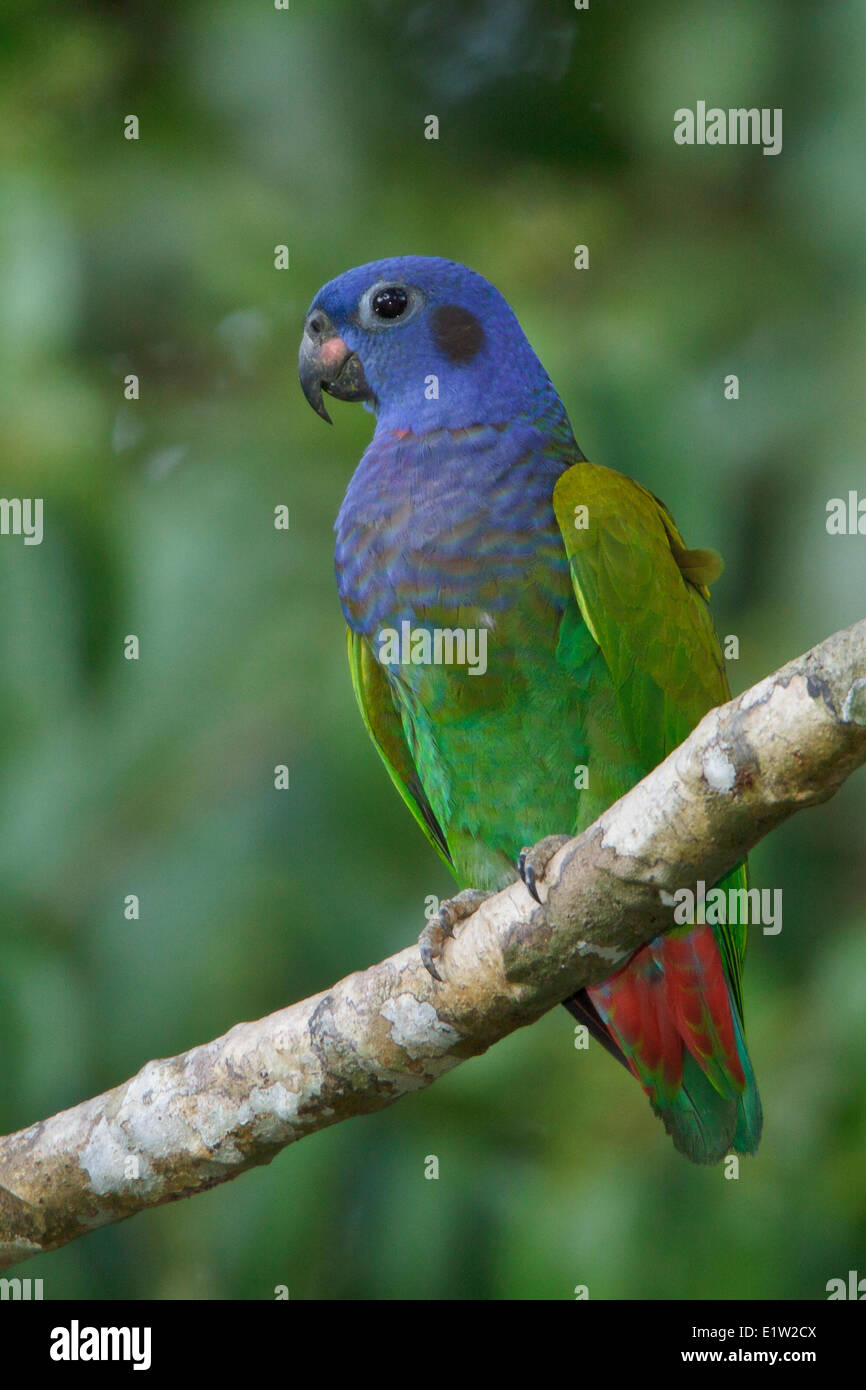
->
[586, 924, 761, 1164]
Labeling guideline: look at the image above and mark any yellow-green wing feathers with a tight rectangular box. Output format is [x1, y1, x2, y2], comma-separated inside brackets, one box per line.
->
[553, 462, 729, 756]
[347, 629, 453, 872]
[552, 461, 747, 1009]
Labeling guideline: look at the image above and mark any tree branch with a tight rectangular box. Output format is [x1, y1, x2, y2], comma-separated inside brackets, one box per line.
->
[2, 620, 865, 1270]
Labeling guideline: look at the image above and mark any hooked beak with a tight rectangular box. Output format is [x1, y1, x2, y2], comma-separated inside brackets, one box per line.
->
[298, 309, 372, 424]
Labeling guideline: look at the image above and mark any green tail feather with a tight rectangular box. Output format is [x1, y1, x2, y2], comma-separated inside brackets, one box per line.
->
[653, 1012, 762, 1165]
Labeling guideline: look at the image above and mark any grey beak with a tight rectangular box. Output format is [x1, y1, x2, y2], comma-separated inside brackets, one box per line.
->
[298, 309, 372, 424]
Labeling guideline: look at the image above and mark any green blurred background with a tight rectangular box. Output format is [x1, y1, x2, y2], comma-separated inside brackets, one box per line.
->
[1, 0, 865, 1300]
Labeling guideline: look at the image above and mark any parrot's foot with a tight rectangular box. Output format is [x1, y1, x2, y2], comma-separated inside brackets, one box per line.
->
[517, 835, 571, 904]
[419, 889, 493, 982]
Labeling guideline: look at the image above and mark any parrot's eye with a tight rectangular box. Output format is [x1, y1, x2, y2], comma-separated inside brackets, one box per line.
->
[357, 280, 424, 330]
[371, 286, 409, 320]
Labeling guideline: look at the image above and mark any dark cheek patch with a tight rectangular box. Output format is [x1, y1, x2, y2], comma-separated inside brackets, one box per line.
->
[431, 304, 484, 363]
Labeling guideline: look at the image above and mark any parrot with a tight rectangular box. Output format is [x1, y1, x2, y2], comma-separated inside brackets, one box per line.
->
[298, 255, 762, 1164]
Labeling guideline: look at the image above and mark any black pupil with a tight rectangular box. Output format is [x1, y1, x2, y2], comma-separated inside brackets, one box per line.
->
[372, 286, 408, 319]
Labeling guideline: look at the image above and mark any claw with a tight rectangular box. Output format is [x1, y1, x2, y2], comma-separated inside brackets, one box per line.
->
[517, 848, 541, 903]
[517, 835, 571, 905]
[418, 888, 493, 982]
[420, 944, 444, 983]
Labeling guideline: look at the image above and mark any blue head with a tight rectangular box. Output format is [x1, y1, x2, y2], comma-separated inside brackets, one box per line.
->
[299, 255, 564, 434]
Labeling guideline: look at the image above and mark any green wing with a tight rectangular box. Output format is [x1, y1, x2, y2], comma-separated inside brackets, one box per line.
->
[347, 629, 454, 873]
[552, 460, 747, 1010]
